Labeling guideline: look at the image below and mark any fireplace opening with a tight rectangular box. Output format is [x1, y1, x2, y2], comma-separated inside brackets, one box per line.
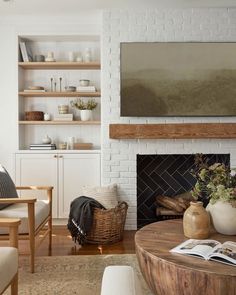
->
[137, 153, 230, 229]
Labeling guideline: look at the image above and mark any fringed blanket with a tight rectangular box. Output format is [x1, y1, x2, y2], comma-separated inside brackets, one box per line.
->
[67, 196, 105, 245]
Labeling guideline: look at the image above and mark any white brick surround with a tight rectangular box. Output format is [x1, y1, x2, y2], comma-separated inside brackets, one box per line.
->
[101, 8, 236, 229]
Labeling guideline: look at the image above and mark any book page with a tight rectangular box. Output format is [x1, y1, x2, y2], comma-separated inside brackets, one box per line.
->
[209, 241, 236, 265]
[171, 239, 221, 259]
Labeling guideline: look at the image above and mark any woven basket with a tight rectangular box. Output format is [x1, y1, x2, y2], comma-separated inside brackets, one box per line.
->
[25, 111, 44, 121]
[85, 201, 128, 244]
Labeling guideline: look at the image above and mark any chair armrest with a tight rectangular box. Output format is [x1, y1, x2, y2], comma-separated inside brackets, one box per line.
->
[0, 218, 21, 227]
[0, 197, 36, 204]
[0, 218, 21, 248]
[15, 186, 53, 191]
[16, 186, 53, 204]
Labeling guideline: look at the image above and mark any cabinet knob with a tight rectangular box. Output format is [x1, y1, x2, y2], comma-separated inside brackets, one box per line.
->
[54, 155, 57, 158]
[59, 155, 63, 158]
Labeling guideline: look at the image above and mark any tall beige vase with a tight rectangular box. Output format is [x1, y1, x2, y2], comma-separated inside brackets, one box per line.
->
[183, 201, 210, 239]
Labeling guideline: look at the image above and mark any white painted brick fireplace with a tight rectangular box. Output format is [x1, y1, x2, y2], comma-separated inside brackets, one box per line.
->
[101, 8, 236, 229]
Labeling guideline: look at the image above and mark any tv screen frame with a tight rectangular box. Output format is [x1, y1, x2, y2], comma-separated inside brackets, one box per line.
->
[120, 42, 236, 117]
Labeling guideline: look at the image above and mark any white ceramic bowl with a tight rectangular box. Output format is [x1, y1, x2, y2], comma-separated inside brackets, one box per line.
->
[79, 79, 90, 86]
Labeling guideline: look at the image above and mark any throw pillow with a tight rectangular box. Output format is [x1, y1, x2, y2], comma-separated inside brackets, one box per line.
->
[82, 184, 118, 209]
[0, 165, 18, 210]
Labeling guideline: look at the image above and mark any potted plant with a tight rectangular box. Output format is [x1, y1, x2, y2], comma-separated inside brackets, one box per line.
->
[191, 155, 236, 235]
[71, 98, 97, 121]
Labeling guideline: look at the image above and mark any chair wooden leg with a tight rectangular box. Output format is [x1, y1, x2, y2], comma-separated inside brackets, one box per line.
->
[47, 188, 53, 253]
[48, 216, 52, 254]
[28, 203, 35, 273]
[11, 273, 18, 295]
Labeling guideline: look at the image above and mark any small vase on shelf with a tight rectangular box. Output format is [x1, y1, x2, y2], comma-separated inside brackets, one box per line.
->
[42, 135, 52, 144]
[84, 48, 92, 62]
[183, 201, 210, 239]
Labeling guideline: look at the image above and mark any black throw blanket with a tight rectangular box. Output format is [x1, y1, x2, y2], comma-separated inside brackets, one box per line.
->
[67, 196, 105, 245]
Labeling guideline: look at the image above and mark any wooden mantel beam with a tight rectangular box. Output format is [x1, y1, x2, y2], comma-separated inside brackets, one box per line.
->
[109, 123, 236, 139]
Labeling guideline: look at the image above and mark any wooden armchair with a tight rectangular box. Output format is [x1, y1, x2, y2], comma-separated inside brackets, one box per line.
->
[0, 218, 21, 295]
[0, 186, 53, 273]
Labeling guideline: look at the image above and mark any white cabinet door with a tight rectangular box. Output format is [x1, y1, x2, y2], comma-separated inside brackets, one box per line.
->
[15, 153, 58, 217]
[58, 153, 101, 218]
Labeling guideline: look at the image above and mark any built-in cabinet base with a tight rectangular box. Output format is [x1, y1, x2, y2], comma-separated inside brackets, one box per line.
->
[15, 151, 101, 218]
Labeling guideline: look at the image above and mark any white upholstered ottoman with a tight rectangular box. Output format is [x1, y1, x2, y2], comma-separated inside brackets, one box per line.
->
[101, 265, 142, 295]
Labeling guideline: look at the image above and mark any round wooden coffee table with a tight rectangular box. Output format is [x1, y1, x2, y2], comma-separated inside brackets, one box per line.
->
[135, 219, 236, 295]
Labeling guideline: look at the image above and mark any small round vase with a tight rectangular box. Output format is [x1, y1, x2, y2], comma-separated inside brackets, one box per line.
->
[80, 110, 92, 121]
[206, 201, 236, 235]
[183, 201, 210, 239]
[42, 135, 52, 144]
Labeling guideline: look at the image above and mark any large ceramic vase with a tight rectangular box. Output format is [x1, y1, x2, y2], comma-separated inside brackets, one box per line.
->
[183, 201, 210, 239]
[206, 201, 236, 235]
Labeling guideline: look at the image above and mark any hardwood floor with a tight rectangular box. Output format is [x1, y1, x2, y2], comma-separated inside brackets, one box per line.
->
[1, 226, 136, 257]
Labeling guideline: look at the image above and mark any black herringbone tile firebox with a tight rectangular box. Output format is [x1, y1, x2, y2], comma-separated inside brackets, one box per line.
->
[137, 154, 230, 229]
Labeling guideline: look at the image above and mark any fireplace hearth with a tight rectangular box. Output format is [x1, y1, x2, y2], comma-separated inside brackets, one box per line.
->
[137, 153, 230, 229]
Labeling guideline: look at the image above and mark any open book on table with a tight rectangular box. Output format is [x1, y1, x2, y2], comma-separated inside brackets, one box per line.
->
[170, 239, 236, 266]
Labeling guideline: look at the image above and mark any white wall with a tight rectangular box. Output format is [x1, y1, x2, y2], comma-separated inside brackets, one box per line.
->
[0, 12, 102, 176]
[101, 8, 236, 229]
[2, 8, 236, 229]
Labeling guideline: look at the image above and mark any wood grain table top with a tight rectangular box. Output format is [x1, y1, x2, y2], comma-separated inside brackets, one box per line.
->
[135, 219, 236, 277]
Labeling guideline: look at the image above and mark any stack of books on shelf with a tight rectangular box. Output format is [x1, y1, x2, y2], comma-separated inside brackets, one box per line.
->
[54, 114, 73, 121]
[76, 86, 96, 93]
[19, 41, 33, 62]
[30, 144, 56, 150]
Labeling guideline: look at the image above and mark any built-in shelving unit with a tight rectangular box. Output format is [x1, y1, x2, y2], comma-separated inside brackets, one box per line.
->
[18, 35, 101, 150]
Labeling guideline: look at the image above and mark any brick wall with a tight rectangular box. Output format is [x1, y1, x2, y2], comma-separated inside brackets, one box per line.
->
[101, 8, 236, 229]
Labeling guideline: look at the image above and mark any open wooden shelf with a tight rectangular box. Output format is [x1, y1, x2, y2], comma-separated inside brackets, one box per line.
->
[19, 91, 101, 97]
[18, 61, 101, 70]
[19, 120, 101, 125]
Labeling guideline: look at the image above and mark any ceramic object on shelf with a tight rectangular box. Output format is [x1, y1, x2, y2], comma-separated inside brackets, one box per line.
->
[183, 201, 210, 239]
[79, 79, 90, 86]
[34, 55, 45, 62]
[84, 48, 92, 62]
[68, 51, 75, 62]
[58, 105, 69, 114]
[42, 135, 52, 144]
[44, 113, 51, 121]
[80, 110, 92, 121]
[206, 201, 236, 235]
[58, 142, 67, 150]
[67, 137, 75, 150]
[45, 52, 55, 62]
[64, 86, 76, 92]
[76, 53, 83, 62]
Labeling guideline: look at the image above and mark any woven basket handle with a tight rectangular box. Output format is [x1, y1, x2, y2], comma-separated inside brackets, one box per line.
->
[116, 201, 128, 211]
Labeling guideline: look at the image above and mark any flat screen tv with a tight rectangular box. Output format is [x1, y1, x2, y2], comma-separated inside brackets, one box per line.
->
[120, 42, 236, 117]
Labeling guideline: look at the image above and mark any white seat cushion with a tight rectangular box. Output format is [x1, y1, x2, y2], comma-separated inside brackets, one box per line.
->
[101, 266, 143, 295]
[0, 247, 18, 293]
[0, 200, 49, 234]
[82, 184, 118, 209]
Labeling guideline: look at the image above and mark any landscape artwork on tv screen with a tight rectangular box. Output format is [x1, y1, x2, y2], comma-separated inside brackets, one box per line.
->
[120, 42, 236, 117]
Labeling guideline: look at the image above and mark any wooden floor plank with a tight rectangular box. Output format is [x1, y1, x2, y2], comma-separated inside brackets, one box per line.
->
[0, 226, 136, 256]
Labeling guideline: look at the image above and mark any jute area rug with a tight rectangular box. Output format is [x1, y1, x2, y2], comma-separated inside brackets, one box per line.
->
[6, 254, 153, 295]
